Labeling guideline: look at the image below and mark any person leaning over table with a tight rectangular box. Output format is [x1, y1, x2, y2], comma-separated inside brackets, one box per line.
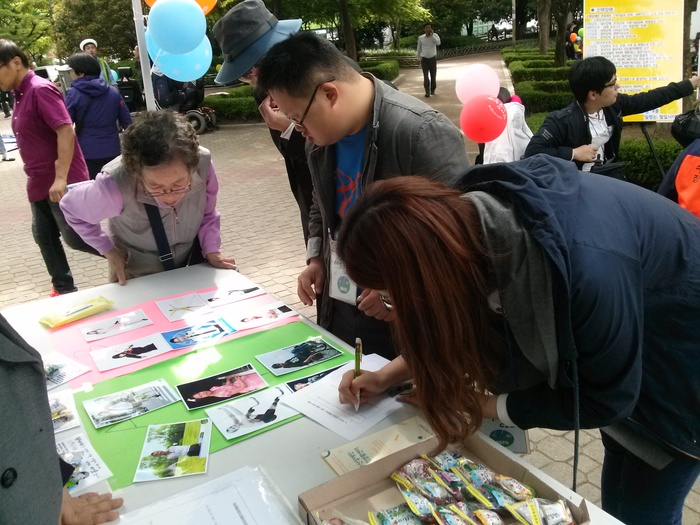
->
[524, 56, 700, 172]
[0, 313, 123, 524]
[337, 157, 700, 525]
[60, 110, 236, 284]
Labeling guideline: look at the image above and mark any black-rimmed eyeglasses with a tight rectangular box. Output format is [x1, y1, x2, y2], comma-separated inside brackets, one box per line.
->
[603, 78, 618, 89]
[287, 77, 336, 128]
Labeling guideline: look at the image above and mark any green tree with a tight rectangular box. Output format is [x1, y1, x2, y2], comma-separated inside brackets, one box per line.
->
[0, 0, 53, 60]
[53, 0, 136, 60]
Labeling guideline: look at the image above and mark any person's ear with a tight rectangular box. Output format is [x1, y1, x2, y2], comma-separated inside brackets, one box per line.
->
[321, 82, 340, 109]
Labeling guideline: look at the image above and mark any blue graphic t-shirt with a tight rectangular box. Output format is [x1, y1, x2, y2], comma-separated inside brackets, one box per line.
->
[336, 127, 366, 218]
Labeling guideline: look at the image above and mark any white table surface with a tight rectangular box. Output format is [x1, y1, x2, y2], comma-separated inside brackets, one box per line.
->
[1, 265, 622, 523]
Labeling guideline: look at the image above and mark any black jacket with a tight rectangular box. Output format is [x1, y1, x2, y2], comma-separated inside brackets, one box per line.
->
[524, 80, 694, 169]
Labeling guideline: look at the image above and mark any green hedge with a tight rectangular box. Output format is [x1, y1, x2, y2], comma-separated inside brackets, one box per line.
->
[502, 52, 554, 66]
[510, 62, 571, 82]
[620, 138, 682, 189]
[516, 81, 572, 114]
[525, 112, 548, 133]
[224, 84, 255, 98]
[360, 60, 399, 81]
[201, 94, 262, 121]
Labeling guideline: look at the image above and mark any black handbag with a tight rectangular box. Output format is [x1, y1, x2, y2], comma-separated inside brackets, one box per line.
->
[590, 159, 628, 181]
[671, 107, 700, 148]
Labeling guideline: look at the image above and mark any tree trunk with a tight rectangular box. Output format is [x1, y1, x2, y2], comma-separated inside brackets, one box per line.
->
[270, 0, 281, 18]
[466, 20, 473, 36]
[552, 11, 567, 66]
[516, 0, 528, 39]
[537, 0, 551, 55]
[338, 0, 357, 61]
[390, 18, 402, 50]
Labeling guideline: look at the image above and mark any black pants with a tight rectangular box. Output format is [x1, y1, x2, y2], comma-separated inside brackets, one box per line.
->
[30, 199, 99, 293]
[421, 56, 437, 95]
[329, 299, 396, 361]
[85, 156, 116, 180]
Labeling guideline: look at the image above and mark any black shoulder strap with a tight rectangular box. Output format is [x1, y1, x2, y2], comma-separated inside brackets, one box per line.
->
[144, 203, 175, 271]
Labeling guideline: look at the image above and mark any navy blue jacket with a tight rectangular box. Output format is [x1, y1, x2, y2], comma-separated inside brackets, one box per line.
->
[65, 76, 132, 160]
[524, 80, 694, 170]
[455, 155, 700, 459]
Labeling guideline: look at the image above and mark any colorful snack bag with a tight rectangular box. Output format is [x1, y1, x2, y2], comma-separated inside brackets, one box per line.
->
[433, 506, 473, 525]
[482, 484, 516, 507]
[399, 488, 434, 520]
[428, 451, 461, 470]
[495, 475, 533, 501]
[473, 509, 505, 525]
[505, 498, 575, 525]
[369, 504, 424, 525]
[39, 296, 114, 328]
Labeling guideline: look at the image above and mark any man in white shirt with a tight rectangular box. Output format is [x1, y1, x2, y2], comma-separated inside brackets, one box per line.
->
[416, 23, 440, 98]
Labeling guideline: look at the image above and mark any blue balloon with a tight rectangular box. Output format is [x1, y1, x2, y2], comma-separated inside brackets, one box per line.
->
[147, 32, 212, 82]
[147, 0, 206, 55]
[110, 69, 118, 82]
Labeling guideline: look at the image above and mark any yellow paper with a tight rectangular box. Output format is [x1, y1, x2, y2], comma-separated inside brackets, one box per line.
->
[39, 296, 114, 328]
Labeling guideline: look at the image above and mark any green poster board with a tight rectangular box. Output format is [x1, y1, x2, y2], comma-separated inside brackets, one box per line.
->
[73, 322, 351, 489]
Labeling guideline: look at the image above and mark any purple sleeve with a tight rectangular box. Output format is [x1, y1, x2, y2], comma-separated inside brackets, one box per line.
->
[198, 161, 222, 256]
[64, 89, 77, 122]
[59, 173, 124, 255]
[35, 83, 73, 130]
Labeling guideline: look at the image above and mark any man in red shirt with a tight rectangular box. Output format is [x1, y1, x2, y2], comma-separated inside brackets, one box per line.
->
[0, 40, 97, 296]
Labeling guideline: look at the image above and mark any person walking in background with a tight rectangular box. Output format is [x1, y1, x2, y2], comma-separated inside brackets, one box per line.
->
[0, 39, 98, 297]
[417, 23, 440, 98]
[0, 89, 12, 117]
[79, 38, 116, 86]
[65, 53, 132, 179]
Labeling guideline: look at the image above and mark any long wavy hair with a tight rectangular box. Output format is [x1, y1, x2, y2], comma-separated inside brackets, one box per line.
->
[336, 177, 499, 449]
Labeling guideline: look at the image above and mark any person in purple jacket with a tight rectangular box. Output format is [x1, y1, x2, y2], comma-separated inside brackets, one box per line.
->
[0, 39, 98, 297]
[60, 111, 236, 284]
[65, 53, 132, 179]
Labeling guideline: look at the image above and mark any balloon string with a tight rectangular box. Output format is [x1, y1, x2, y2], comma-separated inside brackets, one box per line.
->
[149, 49, 163, 75]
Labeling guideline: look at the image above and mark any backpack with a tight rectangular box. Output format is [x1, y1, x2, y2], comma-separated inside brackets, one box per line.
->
[152, 74, 180, 109]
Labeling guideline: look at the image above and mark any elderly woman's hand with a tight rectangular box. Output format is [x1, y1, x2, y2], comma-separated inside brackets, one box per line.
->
[206, 252, 238, 271]
[105, 248, 127, 285]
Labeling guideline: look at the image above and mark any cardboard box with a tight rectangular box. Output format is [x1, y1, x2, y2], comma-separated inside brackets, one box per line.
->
[299, 431, 593, 525]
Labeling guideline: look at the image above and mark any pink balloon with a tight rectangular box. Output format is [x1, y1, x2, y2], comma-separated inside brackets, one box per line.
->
[455, 64, 501, 105]
[460, 95, 508, 143]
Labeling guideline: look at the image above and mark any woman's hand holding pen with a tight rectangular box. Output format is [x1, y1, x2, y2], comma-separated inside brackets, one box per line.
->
[338, 369, 387, 406]
[357, 289, 397, 322]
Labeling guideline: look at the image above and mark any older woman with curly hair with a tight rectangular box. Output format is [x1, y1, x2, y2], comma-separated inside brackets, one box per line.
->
[60, 110, 236, 284]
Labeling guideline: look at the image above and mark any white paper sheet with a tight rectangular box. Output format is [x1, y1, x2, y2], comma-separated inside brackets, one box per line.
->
[119, 466, 302, 524]
[281, 353, 401, 440]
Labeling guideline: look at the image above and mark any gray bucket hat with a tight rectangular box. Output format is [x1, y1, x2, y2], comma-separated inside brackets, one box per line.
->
[212, 0, 301, 85]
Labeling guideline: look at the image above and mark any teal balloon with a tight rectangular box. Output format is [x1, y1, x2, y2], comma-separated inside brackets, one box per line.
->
[148, 32, 212, 82]
[110, 69, 118, 82]
[147, 0, 206, 55]
[578, 28, 584, 37]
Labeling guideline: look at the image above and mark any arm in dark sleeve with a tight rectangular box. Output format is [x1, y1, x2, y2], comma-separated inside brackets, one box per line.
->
[618, 80, 694, 117]
[60, 457, 76, 485]
[506, 249, 643, 430]
[523, 111, 575, 163]
[658, 147, 686, 203]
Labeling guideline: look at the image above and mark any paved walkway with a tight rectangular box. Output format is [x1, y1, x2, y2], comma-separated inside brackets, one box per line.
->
[1, 52, 697, 523]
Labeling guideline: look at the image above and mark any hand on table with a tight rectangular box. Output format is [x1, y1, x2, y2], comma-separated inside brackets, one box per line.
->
[206, 252, 238, 271]
[59, 488, 123, 525]
[105, 248, 127, 286]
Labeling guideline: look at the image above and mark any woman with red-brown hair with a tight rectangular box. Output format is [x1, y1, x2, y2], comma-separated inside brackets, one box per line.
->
[336, 155, 700, 525]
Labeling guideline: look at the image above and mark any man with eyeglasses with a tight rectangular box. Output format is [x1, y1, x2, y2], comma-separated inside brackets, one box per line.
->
[525, 56, 700, 172]
[257, 33, 468, 360]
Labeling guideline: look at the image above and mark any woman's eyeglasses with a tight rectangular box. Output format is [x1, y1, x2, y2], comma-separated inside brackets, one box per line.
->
[144, 185, 191, 198]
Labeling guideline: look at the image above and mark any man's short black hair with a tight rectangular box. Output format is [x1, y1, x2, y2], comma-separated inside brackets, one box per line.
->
[569, 56, 617, 105]
[0, 39, 29, 68]
[257, 32, 356, 98]
[66, 52, 101, 77]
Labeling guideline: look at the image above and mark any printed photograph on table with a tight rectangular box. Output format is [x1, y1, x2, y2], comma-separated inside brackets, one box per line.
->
[197, 285, 264, 308]
[49, 390, 80, 433]
[80, 309, 153, 342]
[206, 386, 298, 440]
[56, 433, 113, 493]
[225, 301, 297, 331]
[257, 337, 343, 376]
[155, 293, 212, 322]
[284, 364, 343, 392]
[134, 419, 212, 482]
[89, 334, 171, 372]
[44, 352, 91, 390]
[162, 318, 236, 350]
[176, 363, 268, 410]
[83, 379, 179, 429]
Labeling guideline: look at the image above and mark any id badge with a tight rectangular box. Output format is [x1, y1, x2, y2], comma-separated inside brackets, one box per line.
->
[328, 238, 358, 305]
